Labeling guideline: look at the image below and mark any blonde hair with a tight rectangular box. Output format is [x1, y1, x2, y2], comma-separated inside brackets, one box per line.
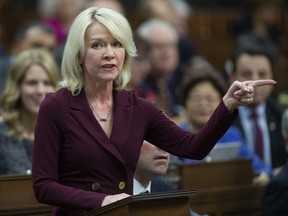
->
[60, 7, 137, 95]
[0, 48, 60, 139]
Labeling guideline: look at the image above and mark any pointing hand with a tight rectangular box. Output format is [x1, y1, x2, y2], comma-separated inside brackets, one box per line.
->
[223, 79, 276, 112]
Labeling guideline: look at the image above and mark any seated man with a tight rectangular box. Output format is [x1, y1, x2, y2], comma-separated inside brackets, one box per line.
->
[134, 140, 174, 194]
[134, 140, 208, 216]
[262, 109, 288, 215]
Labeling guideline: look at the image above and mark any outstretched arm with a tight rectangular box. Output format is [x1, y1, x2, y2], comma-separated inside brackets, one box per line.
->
[223, 79, 276, 112]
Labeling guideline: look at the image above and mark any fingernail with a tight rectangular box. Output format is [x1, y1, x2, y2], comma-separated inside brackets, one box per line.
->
[244, 87, 250, 92]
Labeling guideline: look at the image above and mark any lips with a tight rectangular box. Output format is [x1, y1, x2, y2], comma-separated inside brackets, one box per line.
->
[154, 155, 168, 160]
[101, 64, 116, 69]
[33, 98, 44, 106]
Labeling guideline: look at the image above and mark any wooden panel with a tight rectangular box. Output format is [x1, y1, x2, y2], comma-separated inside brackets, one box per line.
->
[0, 175, 39, 207]
[85, 190, 196, 216]
[0, 175, 52, 216]
[130, 198, 190, 216]
[190, 185, 265, 216]
[187, 10, 239, 70]
[178, 159, 264, 216]
[178, 159, 253, 190]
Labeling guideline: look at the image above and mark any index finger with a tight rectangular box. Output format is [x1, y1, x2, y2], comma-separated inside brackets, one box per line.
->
[245, 79, 276, 87]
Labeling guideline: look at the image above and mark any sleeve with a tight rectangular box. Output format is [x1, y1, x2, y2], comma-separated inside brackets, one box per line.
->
[32, 94, 106, 210]
[144, 99, 237, 160]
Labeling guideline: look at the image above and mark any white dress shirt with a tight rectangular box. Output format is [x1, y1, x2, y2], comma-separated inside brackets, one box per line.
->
[133, 178, 151, 195]
[238, 103, 272, 166]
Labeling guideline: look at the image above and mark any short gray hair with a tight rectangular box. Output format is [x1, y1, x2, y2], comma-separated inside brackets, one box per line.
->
[137, 18, 178, 43]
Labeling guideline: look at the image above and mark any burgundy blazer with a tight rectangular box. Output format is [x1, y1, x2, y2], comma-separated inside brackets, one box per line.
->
[32, 88, 236, 215]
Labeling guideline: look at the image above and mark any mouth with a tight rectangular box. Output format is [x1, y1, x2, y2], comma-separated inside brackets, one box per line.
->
[154, 155, 168, 160]
[33, 102, 42, 108]
[101, 64, 116, 71]
[196, 110, 209, 116]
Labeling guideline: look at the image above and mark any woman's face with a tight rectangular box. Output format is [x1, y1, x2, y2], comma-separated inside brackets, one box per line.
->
[185, 81, 221, 128]
[20, 64, 56, 115]
[81, 22, 126, 84]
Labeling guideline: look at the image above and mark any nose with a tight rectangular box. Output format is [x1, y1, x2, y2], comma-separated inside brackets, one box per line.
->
[156, 147, 169, 155]
[36, 83, 46, 95]
[103, 45, 115, 60]
[251, 71, 261, 80]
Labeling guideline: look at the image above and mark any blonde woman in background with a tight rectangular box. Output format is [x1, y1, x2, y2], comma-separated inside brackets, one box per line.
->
[0, 48, 60, 175]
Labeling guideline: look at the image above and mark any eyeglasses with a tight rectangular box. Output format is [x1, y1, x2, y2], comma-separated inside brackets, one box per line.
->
[148, 42, 177, 51]
[188, 94, 220, 103]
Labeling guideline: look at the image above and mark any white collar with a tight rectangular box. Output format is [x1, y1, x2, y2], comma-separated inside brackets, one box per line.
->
[239, 102, 266, 118]
[133, 178, 151, 195]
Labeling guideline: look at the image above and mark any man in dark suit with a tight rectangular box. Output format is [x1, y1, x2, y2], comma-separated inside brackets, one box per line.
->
[262, 109, 288, 215]
[133, 140, 174, 194]
[228, 44, 287, 174]
[134, 140, 208, 216]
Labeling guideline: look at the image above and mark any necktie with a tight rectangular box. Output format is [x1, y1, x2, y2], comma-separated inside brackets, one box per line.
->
[251, 109, 264, 160]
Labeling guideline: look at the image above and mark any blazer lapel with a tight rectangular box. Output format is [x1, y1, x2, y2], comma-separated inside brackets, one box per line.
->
[68, 89, 127, 165]
[110, 90, 133, 151]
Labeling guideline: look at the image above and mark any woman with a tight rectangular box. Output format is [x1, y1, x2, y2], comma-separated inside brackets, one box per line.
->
[0, 48, 60, 175]
[177, 66, 273, 186]
[32, 7, 275, 215]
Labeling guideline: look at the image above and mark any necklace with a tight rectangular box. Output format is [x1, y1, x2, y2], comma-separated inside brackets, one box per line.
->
[87, 98, 111, 122]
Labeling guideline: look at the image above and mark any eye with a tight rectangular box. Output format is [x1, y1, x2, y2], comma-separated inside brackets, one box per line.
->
[112, 41, 122, 48]
[240, 70, 252, 79]
[189, 94, 201, 101]
[24, 80, 38, 86]
[44, 80, 53, 86]
[206, 95, 220, 103]
[92, 42, 102, 49]
[259, 70, 271, 79]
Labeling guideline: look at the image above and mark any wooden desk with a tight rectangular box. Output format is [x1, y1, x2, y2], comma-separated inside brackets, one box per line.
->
[178, 159, 265, 216]
[85, 190, 197, 216]
[190, 185, 265, 216]
[0, 159, 264, 216]
[179, 159, 253, 189]
[0, 175, 52, 216]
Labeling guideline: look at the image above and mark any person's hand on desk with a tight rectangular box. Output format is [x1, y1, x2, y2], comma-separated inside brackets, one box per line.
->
[253, 171, 270, 186]
[223, 79, 276, 112]
[102, 193, 131, 206]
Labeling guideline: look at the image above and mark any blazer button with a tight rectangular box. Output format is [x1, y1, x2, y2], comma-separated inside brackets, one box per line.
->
[118, 181, 126, 190]
[92, 183, 101, 191]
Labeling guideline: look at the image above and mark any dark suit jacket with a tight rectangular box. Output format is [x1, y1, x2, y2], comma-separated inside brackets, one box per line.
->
[232, 98, 287, 168]
[262, 161, 288, 215]
[151, 177, 176, 193]
[32, 88, 236, 215]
